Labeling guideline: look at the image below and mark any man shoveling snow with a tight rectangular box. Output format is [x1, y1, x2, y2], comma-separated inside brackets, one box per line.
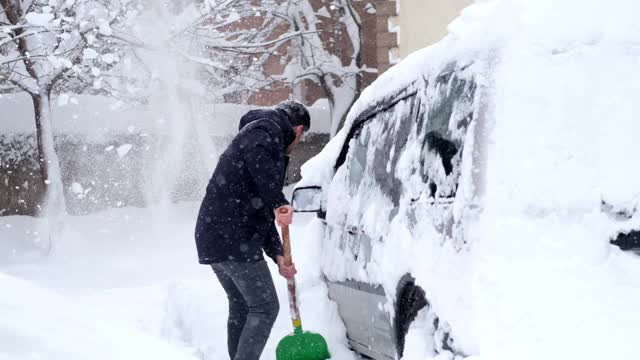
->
[194, 101, 310, 360]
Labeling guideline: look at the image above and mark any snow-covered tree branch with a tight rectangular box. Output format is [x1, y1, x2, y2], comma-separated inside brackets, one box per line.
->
[285, 0, 363, 135]
[179, 0, 365, 135]
[0, 0, 141, 224]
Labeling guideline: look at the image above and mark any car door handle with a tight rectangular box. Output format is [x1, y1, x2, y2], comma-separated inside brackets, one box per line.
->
[347, 226, 360, 235]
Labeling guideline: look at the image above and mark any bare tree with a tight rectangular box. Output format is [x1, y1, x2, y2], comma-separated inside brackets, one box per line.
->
[180, 0, 368, 136]
[285, 0, 365, 135]
[0, 0, 141, 219]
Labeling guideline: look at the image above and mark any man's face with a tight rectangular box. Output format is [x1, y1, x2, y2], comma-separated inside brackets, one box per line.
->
[287, 125, 305, 154]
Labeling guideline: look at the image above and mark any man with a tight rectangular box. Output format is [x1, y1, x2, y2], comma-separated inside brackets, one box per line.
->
[195, 100, 310, 360]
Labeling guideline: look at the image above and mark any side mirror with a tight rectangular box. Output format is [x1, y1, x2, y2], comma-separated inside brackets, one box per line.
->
[292, 186, 322, 213]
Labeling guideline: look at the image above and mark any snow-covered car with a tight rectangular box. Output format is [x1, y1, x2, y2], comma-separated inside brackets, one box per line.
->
[291, 1, 640, 359]
[293, 55, 477, 360]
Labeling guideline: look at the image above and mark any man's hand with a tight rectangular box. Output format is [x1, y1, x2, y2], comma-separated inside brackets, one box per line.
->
[274, 205, 294, 227]
[276, 255, 297, 279]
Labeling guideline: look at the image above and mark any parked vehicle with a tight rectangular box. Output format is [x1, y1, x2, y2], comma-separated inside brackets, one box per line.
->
[291, 7, 640, 358]
[293, 54, 479, 358]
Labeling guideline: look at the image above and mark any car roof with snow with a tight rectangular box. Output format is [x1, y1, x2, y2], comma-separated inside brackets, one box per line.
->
[303, 0, 640, 213]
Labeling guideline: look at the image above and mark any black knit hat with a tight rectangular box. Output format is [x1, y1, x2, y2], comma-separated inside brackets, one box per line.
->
[276, 100, 311, 132]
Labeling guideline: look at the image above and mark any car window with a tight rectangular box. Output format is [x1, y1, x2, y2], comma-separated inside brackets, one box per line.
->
[325, 95, 418, 255]
[346, 126, 369, 192]
[418, 66, 476, 201]
[342, 96, 417, 206]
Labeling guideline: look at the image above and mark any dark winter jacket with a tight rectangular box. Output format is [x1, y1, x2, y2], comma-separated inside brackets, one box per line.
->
[195, 109, 295, 264]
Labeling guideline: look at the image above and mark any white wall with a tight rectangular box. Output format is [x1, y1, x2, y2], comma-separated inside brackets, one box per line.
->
[0, 94, 331, 138]
[391, 0, 472, 60]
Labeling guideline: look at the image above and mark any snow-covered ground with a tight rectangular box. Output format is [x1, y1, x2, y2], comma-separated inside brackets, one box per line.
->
[4, 1, 640, 359]
[0, 190, 355, 360]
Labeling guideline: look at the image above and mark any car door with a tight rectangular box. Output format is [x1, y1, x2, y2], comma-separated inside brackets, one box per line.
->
[323, 91, 420, 359]
[420, 65, 476, 250]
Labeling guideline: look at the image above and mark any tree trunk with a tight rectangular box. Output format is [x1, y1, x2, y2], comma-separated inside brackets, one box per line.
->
[332, 92, 358, 137]
[32, 91, 66, 217]
[328, 78, 359, 137]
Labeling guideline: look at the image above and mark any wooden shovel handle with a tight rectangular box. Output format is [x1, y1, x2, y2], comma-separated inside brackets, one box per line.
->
[279, 207, 293, 266]
[279, 223, 302, 332]
[281, 225, 292, 266]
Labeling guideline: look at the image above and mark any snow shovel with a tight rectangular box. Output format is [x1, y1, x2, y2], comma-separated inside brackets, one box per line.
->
[276, 224, 331, 360]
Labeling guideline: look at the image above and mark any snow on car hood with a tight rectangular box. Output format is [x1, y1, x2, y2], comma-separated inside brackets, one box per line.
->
[486, 41, 640, 212]
[466, 2, 640, 359]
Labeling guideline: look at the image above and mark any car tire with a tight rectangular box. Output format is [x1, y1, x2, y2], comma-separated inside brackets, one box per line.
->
[394, 276, 428, 358]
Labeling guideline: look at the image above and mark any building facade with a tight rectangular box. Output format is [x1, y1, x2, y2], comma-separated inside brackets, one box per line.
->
[243, 0, 472, 114]
[238, 0, 399, 108]
[390, 0, 472, 60]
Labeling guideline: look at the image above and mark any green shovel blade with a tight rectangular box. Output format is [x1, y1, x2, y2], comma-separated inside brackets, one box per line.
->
[276, 329, 331, 360]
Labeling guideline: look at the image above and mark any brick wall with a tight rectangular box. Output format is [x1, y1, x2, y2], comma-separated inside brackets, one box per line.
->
[239, 0, 399, 109]
[375, 0, 398, 73]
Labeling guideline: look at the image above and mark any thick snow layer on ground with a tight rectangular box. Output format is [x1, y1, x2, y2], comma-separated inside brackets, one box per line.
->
[0, 198, 354, 359]
[0, 272, 197, 360]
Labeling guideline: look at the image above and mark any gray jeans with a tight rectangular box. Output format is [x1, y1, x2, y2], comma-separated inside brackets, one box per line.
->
[212, 260, 280, 360]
